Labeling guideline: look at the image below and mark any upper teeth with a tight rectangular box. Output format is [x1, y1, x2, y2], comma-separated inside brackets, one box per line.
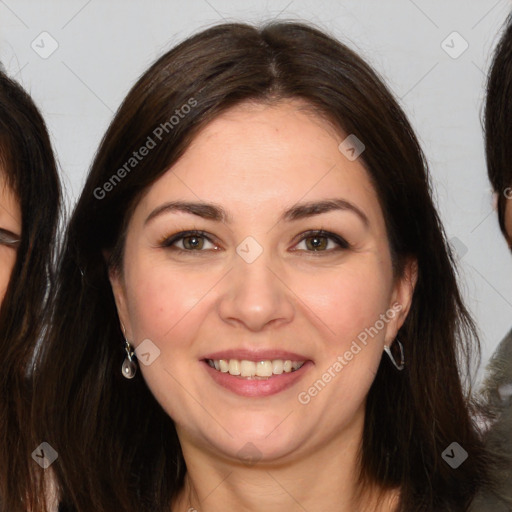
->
[208, 359, 305, 378]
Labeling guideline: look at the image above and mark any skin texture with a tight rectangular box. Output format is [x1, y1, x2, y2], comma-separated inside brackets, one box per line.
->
[110, 100, 417, 511]
[0, 170, 20, 304]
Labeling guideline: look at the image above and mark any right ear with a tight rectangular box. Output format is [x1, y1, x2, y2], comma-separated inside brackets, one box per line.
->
[108, 266, 132, 340]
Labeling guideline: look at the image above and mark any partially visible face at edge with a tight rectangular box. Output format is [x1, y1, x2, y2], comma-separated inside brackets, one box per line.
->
[109, 99, 417, 465]
[0, 169, 21, 306]
[505, 192, 512, 249]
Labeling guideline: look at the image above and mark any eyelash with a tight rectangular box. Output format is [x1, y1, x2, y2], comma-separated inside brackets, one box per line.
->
[158, 229, 350, 255]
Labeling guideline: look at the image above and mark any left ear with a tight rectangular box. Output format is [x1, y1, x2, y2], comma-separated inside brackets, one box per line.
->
[385, 256, 418, 344]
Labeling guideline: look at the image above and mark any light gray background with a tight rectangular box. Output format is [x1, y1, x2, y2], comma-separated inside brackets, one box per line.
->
[1, 0, 511, 384]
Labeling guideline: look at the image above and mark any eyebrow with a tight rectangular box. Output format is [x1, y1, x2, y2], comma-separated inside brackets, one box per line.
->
[145, 198, 369, 228]
[0, 227, 21, 248]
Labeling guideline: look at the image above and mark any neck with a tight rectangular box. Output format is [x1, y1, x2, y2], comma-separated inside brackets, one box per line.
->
[171, 408, 400, 512]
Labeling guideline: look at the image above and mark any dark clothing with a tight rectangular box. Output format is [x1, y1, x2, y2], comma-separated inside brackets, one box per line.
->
[470, 328, 512, 511]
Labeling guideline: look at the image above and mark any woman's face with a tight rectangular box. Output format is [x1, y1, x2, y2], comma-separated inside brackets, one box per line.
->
[0, 170, 21, 305]
[505, 193, 512, 249]
[110, 99, 416, 464]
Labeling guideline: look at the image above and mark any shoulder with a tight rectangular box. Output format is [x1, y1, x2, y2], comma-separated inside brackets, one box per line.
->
[481, 328, 512, 408]
[470, 328, 512, 511]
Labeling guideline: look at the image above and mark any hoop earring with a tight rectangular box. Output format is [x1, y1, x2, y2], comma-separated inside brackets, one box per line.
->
[121, 324, 138, 379]
[383, 338, 405, 371]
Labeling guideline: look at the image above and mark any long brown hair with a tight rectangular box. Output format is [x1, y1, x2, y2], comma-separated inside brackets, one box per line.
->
[34, 21, 490, 511]
[0, 71, 61, 511]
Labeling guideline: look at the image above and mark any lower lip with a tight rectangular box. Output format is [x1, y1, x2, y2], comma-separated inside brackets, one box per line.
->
[202, 360, 313, 397]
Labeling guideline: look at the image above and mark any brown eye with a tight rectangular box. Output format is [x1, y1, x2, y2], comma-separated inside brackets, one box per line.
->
[159, 230, 219, 253]
[182, 235, 205, 250]
[305, 235, 329, 251]
[295, 230, 349, 252]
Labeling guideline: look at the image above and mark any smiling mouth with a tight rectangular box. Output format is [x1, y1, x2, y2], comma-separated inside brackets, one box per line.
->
[205, 358, 305, 379]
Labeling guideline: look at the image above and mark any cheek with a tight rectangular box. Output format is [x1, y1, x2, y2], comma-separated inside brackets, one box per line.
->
[121, 259, 213, 414]
[123, 257, 220, 344]
[290, 257, 394, 412]
[293, 258, 393, 349]
[124, 251, 393, 354]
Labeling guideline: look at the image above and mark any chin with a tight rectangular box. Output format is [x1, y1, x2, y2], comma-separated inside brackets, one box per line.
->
[203, 423, 308, 464]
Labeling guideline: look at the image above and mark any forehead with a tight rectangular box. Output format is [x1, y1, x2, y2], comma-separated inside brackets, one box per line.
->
[135, 99, 387, 236]
[187, 99, 343, 163]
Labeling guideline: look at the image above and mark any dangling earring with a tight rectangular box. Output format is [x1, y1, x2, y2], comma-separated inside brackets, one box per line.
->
[383, 338, 405, 371]
[122, 339, 137, 379]
[121, 325, 137, 379]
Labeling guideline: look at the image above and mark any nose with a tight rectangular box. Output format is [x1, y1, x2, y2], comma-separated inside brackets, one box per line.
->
[217, 249, 295, 332]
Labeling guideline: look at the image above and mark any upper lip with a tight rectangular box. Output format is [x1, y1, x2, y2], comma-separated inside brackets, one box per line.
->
[202, 349, 310, 362]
